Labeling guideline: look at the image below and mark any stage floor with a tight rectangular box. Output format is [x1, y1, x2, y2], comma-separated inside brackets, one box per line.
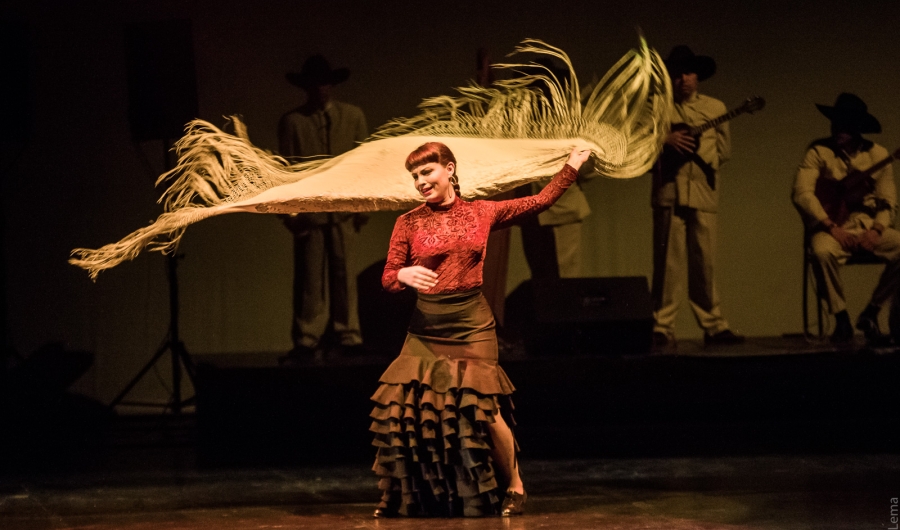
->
[3, 336, 897, 529]
[2, 453, 897, 529]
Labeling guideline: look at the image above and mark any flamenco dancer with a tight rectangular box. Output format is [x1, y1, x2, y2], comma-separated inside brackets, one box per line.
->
[370, 142, 591, 517]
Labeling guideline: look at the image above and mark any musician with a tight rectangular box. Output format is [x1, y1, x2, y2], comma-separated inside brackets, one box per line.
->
[518, 58, 596, 280]
[279, 55, 368, 360]
[792, 93, 900, 343]
[651, 45, 744, 351]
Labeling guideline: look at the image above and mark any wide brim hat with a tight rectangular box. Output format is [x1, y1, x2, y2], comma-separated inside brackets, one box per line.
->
[664, 45, 716, 81]
[816, 92, 881, 134]
[530, 57, 570, 81]
[286, 54, 350, 89]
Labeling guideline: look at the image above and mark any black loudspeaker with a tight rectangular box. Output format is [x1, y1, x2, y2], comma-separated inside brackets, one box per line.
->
[357, 259, 417, 354]
[0, 21, 31, 143]
[125, 20, 199, 142]
[505, 277, 653, 355]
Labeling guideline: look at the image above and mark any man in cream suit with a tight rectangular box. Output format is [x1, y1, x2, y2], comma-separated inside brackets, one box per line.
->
[651, 46, 744, 352]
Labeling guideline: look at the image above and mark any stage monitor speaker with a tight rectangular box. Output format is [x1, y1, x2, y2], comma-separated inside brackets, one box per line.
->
[125, 19, 199, 142]
[505, 276, 653, 355]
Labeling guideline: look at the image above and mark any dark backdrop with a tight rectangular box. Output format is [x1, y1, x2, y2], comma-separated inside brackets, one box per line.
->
[2, 0, 899, 407]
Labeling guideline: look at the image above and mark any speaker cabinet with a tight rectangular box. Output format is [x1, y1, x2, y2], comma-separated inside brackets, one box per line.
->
[0, 21, 31, 143]
[125, 20, 199, 142]
[505, 277, 653, 355]
[357, 259, 416, 354]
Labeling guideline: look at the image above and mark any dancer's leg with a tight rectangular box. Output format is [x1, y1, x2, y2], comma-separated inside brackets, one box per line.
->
[487, 409, 523, 494]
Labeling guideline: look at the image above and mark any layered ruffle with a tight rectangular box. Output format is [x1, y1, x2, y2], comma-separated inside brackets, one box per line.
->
[369, 337, 517, 517]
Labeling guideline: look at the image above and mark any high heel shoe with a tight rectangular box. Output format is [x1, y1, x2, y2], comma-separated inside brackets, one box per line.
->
[500, 490, 527, 516]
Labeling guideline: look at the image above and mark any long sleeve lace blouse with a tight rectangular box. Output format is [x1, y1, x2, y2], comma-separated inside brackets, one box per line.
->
[382, 164, 579, 294]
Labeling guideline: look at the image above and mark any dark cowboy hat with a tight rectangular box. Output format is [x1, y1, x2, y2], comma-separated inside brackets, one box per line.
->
[532, 57, 571, 85]
[664, 45, 716, 81]
[286, 54, 350, 89]
[816, 92, 881, 134]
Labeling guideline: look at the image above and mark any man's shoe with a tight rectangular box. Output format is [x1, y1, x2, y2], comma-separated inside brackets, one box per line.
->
[278, 345, 319, 366]
[704, 329, 745, 346]
[830, 318, 854, 343]
[501, 490, 527, 516]
[855, 307, 882, 341]
[337, 343, 368, 356]
[652, 331, 676, 353]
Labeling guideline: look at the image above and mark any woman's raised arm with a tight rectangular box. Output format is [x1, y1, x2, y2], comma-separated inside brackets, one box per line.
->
[489, 148, 591, 228]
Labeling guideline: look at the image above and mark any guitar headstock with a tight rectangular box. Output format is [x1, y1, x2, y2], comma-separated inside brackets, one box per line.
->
[740, 96, 766, 114]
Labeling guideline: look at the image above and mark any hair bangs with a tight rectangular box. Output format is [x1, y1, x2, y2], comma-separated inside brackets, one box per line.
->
[405, 142, 456, 172]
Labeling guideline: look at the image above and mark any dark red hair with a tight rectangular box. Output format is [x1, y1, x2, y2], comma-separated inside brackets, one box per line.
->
[404, 142, 457, 172]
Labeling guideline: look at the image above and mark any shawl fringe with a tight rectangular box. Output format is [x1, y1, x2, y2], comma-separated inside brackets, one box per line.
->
[70, 38, 671, 279]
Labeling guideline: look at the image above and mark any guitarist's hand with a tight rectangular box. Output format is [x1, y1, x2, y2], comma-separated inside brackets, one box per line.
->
[858, 229, 881, 252]
[828, 225, 858, 251]
[666, 129, 696, 154]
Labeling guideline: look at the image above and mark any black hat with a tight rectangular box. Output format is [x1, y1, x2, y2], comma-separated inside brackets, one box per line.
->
[664, 45, 716, 81]
[286, 54, 350, 89]
[532, 57, 571, 85]
[816, 92, 881, 134]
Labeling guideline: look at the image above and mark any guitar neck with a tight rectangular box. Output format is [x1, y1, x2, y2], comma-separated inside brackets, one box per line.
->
[690, 108, 746, 135]
[859, 153, 897, 178]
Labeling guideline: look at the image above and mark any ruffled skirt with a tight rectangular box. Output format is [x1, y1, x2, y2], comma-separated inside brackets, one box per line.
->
[369, 289, 517, 517]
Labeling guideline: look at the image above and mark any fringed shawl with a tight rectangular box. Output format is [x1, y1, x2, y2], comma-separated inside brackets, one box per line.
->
[71, 39, 672, 279]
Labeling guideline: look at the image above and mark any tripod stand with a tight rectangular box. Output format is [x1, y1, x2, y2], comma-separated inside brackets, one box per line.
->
[109, 252, 196, 414]
[109, 139, 195, 415]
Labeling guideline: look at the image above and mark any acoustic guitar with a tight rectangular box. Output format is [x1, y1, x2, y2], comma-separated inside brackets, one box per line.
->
[659, 96, 766, 182]
[815, 147, 900, 226]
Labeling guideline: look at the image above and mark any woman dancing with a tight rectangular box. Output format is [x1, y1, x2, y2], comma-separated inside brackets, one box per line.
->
[370, 141, 591, 518]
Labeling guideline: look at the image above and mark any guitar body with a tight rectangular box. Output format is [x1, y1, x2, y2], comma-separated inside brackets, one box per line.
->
[842, 170, 877, 206]
[814, 169, 878, 226]
[657, 123, 700, 178]
[668, 122, 701, 153]
[814, 178, 851, 227]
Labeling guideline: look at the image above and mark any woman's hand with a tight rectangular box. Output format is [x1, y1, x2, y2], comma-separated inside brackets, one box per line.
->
[397, 266, 438, 291]
[565, 148, 592, 171]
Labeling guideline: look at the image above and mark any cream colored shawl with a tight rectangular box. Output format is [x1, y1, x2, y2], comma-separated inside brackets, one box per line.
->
[71, 39, 672, 279]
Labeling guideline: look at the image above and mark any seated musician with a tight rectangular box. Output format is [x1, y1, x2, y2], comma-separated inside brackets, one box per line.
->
[793, 93, 900, 343]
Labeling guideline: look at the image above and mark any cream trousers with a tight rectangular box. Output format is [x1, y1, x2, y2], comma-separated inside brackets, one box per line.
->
[651, 206, 729, 337]
[809, 216, 900, 315]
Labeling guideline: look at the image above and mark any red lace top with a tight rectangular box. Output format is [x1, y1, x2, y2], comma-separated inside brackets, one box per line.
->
[382, 164, 578, 294]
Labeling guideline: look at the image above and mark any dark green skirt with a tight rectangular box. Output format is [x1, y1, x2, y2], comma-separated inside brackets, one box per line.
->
[370, 289, 517, 517]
